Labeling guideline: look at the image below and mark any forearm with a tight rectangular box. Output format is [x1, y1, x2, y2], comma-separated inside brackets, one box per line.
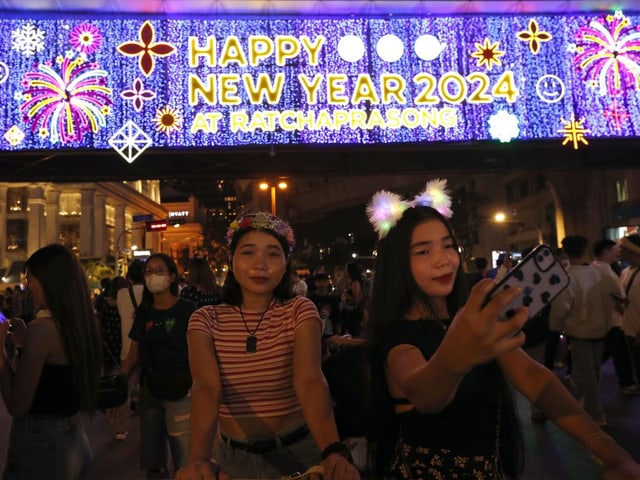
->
[296, 376, 339, 450]
[188, 385, 220, 463]
[120, 342, 138, 378]
[406, 350, 465, 413]
[534, 375, 631, 466]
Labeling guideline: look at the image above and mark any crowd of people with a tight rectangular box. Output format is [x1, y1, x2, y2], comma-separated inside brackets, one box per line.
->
[0, 178, 640, 479]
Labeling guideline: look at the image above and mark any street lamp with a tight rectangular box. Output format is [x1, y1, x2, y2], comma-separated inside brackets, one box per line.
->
[494, 211, 544, 245]
[259, 180, 287, 216]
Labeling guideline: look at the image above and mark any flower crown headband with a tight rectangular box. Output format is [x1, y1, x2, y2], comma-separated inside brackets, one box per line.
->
[226, 212, 296, 253]
[366, 178, 453, 239]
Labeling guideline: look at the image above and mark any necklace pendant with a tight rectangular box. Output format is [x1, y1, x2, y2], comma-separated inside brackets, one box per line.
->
[246, 335, 257, 353]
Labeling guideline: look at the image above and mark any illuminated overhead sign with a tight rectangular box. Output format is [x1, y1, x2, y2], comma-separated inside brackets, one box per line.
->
[1, 10, 640, 156]
[146, 219, 168, 231]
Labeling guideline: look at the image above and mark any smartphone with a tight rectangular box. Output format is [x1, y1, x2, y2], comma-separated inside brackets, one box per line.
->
[483, 244, 570, 321]
[0, 311, 6, 323]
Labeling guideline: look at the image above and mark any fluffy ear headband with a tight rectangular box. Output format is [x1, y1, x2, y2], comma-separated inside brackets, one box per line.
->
[366, 178, 453, 239]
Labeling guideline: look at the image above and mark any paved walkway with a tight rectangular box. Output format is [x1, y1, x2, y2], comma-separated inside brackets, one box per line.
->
[0, 357, 638, 479]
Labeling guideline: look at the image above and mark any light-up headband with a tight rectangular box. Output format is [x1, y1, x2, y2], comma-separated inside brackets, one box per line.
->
[366, 178, 453, 239]
[226, 212, 296, 253]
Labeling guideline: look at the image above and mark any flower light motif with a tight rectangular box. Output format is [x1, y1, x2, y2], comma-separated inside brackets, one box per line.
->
[117, 20, 176, 77]
[121, 78, 156, 112]
[516, 19, 552, 54]
[70, 23, 103, 56]
[153, 105, 183, 135]
[574, 10, 640, 95]
[488, 110, 520, 143]
[470, 38, 505, 71]
[225, 212, 296, 253]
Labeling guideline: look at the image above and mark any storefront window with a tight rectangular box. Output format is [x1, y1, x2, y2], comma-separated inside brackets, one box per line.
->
[615, 179, 629, 203]
[59, 192, 82, 216]
[6, 219, 27, 251]
[6, 187, 28, 213]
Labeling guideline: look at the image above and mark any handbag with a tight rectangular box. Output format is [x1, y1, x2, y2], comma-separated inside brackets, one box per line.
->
[98, 342, 128, 409]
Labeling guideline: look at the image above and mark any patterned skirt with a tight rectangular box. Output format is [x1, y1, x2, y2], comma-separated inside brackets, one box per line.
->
[388, 438, 499, 480]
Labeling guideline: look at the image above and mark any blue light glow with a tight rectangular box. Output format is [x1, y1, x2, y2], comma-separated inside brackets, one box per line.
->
[0, 11, 639, 154]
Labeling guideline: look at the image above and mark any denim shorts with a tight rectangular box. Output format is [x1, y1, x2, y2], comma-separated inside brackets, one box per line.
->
[4, 413, 93, 480]
[216, 425, 321, 479]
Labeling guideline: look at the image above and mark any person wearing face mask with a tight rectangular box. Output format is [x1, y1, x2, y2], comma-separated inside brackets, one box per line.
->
[121, 253, 197, 480]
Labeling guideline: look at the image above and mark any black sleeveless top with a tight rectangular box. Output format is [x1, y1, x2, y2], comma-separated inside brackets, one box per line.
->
[382, 319, 509, 456]
[29, 364, 79, 416]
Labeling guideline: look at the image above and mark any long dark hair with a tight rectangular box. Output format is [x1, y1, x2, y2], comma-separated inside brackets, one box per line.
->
[24, 244, 102, 411]
[222, 226, 295, 306]
[140, 253, 180, 309]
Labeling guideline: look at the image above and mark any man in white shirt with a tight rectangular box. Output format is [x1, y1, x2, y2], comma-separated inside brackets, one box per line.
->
[112, 258, 145, 440]
[550, 235, 620, 425]
[619, 234, 640, 395]
[593, 239, 639, 395]
[291, 271, 308, 297]
[116, 259, 145, 362]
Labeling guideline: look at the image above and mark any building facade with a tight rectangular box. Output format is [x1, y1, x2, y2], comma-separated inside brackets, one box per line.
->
[0, 180, 167, 284]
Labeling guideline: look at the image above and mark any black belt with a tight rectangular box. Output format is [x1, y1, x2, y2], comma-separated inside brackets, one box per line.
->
[221, 425, 309, 454]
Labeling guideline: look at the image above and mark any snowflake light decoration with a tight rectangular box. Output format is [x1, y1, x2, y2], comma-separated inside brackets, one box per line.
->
[4, 125, 25, 146]
[11, 23, 45, 57]
[470, 38, 505, 71]
[108, 120, 152, 163]
[557, 114, 590, 149]
[574, 10, 640, 95]
[488, 110, 520, 142]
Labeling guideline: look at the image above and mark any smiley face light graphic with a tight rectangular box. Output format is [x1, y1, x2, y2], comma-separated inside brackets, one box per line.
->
[536, 74, 565, 103]
[0, 62, 8, 84]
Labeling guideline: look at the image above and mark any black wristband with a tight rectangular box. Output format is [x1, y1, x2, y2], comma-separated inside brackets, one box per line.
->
[320, 441, 353, 463]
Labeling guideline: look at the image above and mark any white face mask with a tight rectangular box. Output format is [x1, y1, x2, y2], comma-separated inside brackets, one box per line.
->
[145, 274, 171, 294]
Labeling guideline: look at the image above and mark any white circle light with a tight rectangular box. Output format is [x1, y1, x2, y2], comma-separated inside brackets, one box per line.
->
[337, 35, 365, 62]
[376, 34, 404, 62]
[414, 34, 445, 61]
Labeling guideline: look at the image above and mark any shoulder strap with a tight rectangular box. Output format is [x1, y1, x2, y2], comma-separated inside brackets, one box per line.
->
[626, 268, 640, 297]
[128, 284, 138, 309]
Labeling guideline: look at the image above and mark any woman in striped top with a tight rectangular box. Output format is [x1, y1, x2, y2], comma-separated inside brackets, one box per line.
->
[177, 212, 359, 480]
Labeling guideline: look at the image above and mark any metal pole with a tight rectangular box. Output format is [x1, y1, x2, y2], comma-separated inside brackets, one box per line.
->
[270, 186, 277, 216]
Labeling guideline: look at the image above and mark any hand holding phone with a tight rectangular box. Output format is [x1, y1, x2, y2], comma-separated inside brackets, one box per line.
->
[483, 245, 570, 321]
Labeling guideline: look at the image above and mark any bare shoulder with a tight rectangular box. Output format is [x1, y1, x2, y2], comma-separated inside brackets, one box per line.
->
[26, 316, 61, 348]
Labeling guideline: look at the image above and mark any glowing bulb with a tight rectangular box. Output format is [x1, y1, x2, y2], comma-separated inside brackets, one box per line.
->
[338, 35, 365, 62]
[376, 35, 404, 62]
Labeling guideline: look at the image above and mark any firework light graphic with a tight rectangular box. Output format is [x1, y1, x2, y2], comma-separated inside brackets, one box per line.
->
[20, 56, 112, 144]
[574, 11, 640, 95]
